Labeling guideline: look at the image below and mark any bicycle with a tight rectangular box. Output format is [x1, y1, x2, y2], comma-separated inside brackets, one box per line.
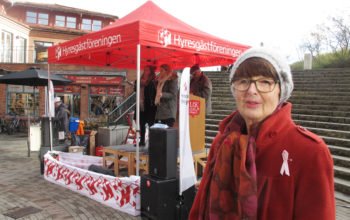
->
[6, 114, 21, 135]
[0, 118, 6, 133]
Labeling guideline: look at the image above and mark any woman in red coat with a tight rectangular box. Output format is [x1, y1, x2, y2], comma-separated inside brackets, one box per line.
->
[189, 47, 335, 220]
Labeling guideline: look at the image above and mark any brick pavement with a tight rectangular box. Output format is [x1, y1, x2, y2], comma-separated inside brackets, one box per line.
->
[0, 133, 349, 219]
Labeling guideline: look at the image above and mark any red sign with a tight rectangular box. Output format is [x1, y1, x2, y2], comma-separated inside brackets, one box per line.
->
[54, 85, 81, 93]
[90, 86, 107, 95]
[189, 100, 200, 116]
[64, 75, 123, 85]
[108, 87, 124, 95]
[54, 86, 65, 93]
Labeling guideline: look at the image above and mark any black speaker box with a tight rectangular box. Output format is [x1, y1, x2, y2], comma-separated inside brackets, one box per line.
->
[141, 175, 196, 220]
[41, 117, 59, 147]
[149, 128, 178, 179]
[141, 175, 177, 220]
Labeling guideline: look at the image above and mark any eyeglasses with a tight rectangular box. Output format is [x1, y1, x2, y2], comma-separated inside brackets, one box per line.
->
[232, 78, 279, 93]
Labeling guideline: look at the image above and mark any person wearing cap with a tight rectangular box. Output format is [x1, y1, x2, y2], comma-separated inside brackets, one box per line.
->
[154, 64, 178, 127]
[54, 96, 69, 141]
[190, 47, 335, 219]
[190, 64, 212, 114]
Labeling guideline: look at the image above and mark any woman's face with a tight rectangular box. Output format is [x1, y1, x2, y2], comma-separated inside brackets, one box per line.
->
[159, 67, 167, 77]
[233, 76, 280, 128]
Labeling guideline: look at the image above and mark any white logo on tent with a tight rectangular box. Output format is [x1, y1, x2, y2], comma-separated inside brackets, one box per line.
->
[158, 28, 172, 47]
[56, 47, 62, 60]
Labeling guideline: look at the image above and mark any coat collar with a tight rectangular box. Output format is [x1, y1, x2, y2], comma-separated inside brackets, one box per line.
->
[219, 102, 294, 140]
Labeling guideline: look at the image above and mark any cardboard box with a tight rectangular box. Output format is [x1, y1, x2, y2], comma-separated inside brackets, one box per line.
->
[69, 146, 85, 154]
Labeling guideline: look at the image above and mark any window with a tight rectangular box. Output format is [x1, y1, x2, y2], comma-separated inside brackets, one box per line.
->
[26, 11, 49, 25]
[89, 86, 124, 117]
[16, 37, 27, 63]
[0, 31, 13, 62]
[55, 15, 76, 28]
[92, 20, 102, 31]
[67, 17, 77, 28]
[55, 15, 65, 27]
[38, 13, 49, 25]
[82, 18, 102, 31]
[34, 41, 53, 63]
[6, 85, 39, 117]
[26, 11, 37, 24]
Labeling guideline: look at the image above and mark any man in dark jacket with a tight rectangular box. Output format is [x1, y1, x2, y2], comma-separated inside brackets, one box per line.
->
[190, 64, 212, 114]
[54, 97, 69, 140]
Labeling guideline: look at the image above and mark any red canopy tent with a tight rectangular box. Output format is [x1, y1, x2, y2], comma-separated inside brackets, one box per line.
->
[48, 1, 249, 175]
[48, 1, 249, 69]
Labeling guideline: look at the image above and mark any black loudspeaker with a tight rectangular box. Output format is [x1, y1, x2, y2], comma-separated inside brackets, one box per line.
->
[41, 117, 59, 147]
[149, 128, 178, 179]
[41, 117, 51, 148]
[141, 175, 177, 220]
[141, 175, 196, 220]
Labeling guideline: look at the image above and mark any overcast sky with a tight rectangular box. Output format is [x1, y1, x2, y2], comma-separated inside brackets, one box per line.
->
[19, 0, 350, 64]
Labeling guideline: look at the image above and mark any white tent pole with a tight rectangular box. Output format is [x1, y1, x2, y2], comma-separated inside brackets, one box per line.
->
[48, 64, 53, 151]
[136, 44, 141, 176]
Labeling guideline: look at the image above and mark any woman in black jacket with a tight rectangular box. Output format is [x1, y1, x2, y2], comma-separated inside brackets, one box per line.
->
[135, 65, 157, 146]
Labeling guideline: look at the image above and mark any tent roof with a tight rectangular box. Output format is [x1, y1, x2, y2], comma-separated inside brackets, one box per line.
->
[48, 1, 249, 69]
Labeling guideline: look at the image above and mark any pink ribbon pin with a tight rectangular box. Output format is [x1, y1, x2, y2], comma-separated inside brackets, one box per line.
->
[280, 150, 290, 176]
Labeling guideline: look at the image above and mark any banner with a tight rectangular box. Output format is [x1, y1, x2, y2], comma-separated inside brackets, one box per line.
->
[179, 67, 196, 195]
[44, 151, 140, 216]
[48, 79, 55, 117]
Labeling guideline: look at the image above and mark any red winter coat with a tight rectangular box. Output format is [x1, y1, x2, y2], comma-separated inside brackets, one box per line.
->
[190, 103, 335, 220]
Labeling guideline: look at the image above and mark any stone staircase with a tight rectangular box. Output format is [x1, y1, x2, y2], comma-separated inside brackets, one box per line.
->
[204, 68, 350, 196]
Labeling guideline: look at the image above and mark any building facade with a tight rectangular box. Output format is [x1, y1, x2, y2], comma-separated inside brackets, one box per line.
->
[0, 0, 133, 125]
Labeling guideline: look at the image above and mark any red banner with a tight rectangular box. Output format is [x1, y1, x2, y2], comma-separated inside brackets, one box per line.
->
[54, 85, 81, 93]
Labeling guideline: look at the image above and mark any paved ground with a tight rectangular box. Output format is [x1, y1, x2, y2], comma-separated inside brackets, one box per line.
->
[0, 132, 349, 220]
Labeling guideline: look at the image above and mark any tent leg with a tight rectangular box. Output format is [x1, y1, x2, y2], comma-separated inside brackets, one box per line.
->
[135, 44, 141, 176]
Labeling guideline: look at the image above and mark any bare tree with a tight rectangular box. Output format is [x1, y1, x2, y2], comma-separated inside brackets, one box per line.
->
[300, 15, 350, 59]
[325, 17, 350, 57]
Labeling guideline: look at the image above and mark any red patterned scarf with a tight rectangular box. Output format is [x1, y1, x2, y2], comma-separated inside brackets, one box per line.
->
[190, 112, 258, 220]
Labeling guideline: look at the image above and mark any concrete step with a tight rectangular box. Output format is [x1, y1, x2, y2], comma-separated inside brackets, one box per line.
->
[335, 177, 350, 195]
[207, 113, 229, 121]
[211, 103, 235, 110]
[294, 120, 350, 131]
[292, 91, 350, 96]
[290, 98, 350, 106]
[211, 109, 233, 116]
[292, 114, 350, 124]
[294, 84, 350, 89]
[321, 136, 350, 148]
[205, 117, 223, 127]
[291, 94, 350, 101]
[304, 126, 350, 139]
[293, 103, 350, 112]
[334, 166, 350, 181]
[294, 87, 350, 92]
[292, 108, 350, 117]
[329, 145, 350, 157]
[333, 155, 350, 168]
[212, 96, 235, 102]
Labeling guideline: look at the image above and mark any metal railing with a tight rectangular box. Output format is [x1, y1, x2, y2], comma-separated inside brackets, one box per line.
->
[107, 92, 136, 128]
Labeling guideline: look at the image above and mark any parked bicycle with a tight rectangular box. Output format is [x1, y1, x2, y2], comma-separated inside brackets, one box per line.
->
[6, 114, 21, 135]
[0, 118, 6, 133]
